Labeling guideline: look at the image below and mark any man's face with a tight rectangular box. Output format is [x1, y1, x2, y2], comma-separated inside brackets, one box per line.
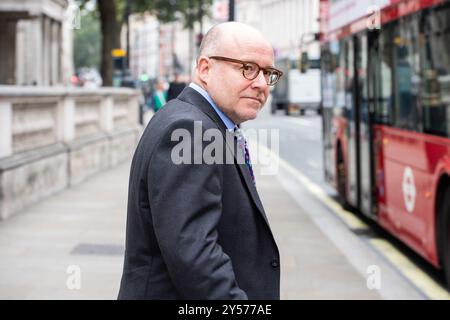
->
[204, 40, 274, 124]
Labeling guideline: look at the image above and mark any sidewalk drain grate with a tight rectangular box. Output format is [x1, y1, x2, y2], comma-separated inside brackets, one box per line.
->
[70, 243, 124, 256]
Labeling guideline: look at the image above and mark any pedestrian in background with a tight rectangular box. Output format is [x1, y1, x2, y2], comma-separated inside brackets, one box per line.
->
[118, 21, 283, 300]
[153, 79, 167, 112]
[167, 73, 187, 101]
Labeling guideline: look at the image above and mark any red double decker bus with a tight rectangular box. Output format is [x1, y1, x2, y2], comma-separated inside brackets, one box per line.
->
[320, 0, 450, 289]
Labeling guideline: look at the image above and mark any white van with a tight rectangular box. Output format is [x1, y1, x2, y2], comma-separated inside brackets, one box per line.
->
[271, 58, 322, 115]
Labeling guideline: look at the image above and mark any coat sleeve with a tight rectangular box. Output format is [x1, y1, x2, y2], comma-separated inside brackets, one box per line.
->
[147, 118, 248, 299]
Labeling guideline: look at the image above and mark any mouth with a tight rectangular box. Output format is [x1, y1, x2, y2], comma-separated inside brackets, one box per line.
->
[242, 97, 263, 104]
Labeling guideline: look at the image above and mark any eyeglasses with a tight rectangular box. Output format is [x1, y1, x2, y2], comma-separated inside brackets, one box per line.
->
[208, 56, 283, 86]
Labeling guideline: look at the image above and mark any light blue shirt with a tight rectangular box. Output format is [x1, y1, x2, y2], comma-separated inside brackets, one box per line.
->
[189, 82, 235, 130]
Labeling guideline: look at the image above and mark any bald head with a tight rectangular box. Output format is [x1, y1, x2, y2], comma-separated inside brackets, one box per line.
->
[198, 22, 272, 59]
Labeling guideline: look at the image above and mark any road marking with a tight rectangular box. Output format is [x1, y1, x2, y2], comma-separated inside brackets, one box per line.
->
[369, 239, 450, 300]
[255, 140, 450, 300]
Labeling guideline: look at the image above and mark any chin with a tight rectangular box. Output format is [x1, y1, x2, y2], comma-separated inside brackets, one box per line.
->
[235, 103, 261, 123]
[240, 111, 259, 123]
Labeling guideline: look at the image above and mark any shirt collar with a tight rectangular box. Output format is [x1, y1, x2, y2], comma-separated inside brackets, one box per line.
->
[189, 82, 235, 131]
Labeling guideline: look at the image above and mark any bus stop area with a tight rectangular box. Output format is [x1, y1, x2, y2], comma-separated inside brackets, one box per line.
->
[0, 116, 424, 299]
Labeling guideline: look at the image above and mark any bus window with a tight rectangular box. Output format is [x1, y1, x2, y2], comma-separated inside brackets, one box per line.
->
[321, 43, 337, 109]
[392, 15, 421, 131]
[335, 40, 346, 110]
[421, 6, 450, 137]
[375, 22, 395, 125]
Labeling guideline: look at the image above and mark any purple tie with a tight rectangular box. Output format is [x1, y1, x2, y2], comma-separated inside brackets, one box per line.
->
[234, 127, 255, 185]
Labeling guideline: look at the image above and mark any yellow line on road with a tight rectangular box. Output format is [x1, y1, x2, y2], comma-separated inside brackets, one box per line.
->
[254, 140, 450, 300]
[369, 239, 450, 300]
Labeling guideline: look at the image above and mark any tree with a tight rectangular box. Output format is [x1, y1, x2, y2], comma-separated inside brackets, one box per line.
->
[97, 0, 121, 86]
[76, 0, 212, 86]
[76, 0, 120, 86]
[74, 10, 101, 71]
[152, 0, 212, 75]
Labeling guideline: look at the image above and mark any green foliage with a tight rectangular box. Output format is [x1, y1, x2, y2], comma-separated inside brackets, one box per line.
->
[73, 10, 101, 71]
[75, 0, 212, 31]
[152, 0, 213, 29]
[72, 0, 213, 82]
[116, 0, 154, 24]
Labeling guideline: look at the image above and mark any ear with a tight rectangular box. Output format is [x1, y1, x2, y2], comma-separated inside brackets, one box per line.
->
[197, 56, 211, 84]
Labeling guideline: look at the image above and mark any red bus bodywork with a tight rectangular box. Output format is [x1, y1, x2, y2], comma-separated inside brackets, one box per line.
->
[374, 126, 450, 266]
[320, 0, 450, 271]
[320, 0, 444, 42]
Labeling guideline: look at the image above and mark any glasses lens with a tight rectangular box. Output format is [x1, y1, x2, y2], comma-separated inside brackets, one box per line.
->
[242, 63, 259, 80]
[268, 71, 280, 85]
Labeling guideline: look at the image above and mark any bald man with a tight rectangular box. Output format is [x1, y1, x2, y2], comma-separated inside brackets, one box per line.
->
[118, 22, 283, 300]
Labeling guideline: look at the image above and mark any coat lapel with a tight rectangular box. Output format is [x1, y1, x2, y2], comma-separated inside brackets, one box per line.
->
[176, 87, 270, 226]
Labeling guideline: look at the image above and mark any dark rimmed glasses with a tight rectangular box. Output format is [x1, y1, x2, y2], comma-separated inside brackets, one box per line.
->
[208, 56, 283, 86]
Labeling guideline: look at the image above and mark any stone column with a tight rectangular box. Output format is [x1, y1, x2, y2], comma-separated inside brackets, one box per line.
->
[30, 15, 43, 85]
[42, 15, 51, 86]
[57, 21, 62, 85]
[15, 20, 26, 86]
[19, 20, 36, 86]
[50, 20, 60, 85]
[0, 100, 13, 158]
[61, 9, 74, 86]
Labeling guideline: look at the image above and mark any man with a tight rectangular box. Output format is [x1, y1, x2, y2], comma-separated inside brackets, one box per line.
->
[166, 73, 187, 101]
[118, 22, 283, 300]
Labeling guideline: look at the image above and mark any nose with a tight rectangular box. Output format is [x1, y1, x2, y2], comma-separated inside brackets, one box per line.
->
[251, 70, 268, 89]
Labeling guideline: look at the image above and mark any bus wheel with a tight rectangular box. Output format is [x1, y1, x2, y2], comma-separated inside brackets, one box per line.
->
[440, 186, 450, 291]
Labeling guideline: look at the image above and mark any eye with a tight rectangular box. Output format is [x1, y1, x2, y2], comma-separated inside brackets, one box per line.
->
[243, 64, 256, 72]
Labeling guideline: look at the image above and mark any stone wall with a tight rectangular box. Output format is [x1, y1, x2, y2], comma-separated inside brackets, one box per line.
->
[0, 86, 141, 220]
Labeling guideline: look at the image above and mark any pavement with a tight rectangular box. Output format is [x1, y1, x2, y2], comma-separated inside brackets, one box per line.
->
[0, 111, 400, 300]
[257, 167, 382, 299]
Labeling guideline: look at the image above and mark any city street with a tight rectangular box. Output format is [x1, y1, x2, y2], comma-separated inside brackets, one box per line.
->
[2, 0, 450, 303]
[1, 102, 449, 299]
